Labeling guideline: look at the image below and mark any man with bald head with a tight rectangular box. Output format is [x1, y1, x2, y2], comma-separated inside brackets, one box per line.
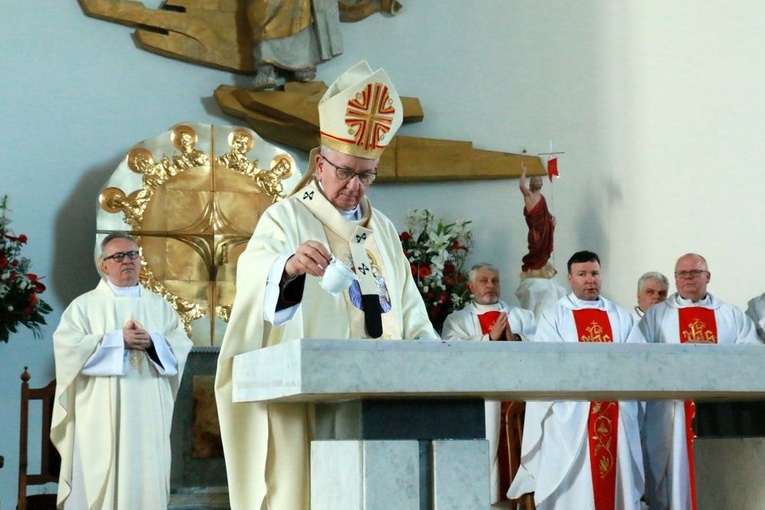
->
[640, 253, 760, 510]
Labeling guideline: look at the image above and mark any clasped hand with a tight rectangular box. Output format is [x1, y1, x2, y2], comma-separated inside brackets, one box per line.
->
[489, 312, 514, 341]
[123, 320, 152, 350]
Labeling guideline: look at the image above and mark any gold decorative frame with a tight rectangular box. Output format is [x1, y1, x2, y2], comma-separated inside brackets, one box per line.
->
[96, 124, 301, 346]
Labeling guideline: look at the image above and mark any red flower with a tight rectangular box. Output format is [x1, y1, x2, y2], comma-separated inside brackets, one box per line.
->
[399, 211, 474, 332]
[0, 195, 53, 342]
[27, 273, 46, 292]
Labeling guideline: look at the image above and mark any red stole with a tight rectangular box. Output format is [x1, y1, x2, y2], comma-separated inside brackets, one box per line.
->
[573, 308, 618, 510]
[478, 310, 501, 335]
[477, 309, 512, 498]
[678, 307, 717, 510]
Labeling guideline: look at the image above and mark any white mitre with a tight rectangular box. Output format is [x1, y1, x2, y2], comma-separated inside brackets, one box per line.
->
[318, 60, 403, 160]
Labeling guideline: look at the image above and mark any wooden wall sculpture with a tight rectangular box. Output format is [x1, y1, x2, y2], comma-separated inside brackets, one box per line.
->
[215, 82, 548, 181]
[78, 0, 547, 180]
[77, 0, 401, 72]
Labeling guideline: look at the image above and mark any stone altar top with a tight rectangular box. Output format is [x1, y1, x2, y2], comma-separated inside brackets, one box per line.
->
[232, 339, 765, 403]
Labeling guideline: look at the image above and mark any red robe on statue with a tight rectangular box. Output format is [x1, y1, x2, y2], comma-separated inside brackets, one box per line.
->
[522, 195, 555, 272]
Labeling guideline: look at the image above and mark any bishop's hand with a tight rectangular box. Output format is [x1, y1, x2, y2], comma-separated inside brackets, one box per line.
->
[285, 240, 331, 279]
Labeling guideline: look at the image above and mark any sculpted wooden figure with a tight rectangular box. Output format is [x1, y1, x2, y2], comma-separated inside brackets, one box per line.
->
[78, 0, 402, 75]
[78, 0, 546, 180]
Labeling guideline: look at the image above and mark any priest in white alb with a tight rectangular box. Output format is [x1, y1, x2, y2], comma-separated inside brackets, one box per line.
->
[441, 262, 537, 504]
[745, 290, 765, 341]
[508, 250, 645, 510]
[51, 232, 192, 509]
[640, 253, 761, 510]
[215, 61, 439, 510]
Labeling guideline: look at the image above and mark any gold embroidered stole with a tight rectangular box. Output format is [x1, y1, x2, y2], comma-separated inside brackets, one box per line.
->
[124, 319, 146, 372]
[678, 306, 717, 510]
[573, 308, 618, 510]
[296, 183, 400, 339]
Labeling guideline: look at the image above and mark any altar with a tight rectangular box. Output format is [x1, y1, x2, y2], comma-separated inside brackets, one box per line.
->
[233, 339, 765, 509]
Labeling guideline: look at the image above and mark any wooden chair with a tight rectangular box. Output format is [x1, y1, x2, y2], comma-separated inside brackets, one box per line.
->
[17, 367, 60, 510]
[503, 401, 535, 510]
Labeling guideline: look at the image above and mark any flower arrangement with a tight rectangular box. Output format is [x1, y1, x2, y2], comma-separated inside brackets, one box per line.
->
[0, 196, 52, 342]
[399, 209, 473, 333]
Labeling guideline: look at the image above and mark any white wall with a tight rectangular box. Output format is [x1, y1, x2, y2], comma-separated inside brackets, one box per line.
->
[2, 0, 765, 504]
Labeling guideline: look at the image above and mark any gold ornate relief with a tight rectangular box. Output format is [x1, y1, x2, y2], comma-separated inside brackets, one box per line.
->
[216, 129, 259, 177]
[97, 124, 299, 345]
[256, 156, 294, 203]
[171, 125, 210, 171]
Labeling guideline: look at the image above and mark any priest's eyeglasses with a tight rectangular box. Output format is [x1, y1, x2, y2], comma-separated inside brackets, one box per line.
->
[320, 155, 377, 186]
[103, 250, 141, 262]
[674, 269, 708, 279]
